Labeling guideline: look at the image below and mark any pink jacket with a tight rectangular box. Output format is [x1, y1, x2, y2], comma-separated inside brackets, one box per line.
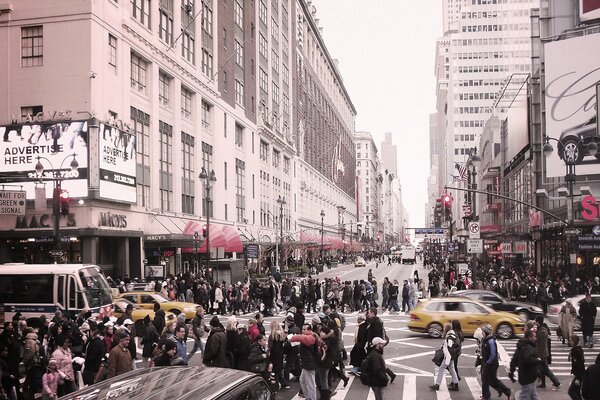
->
[42, 371, 62, 396]
[51, 347, 75, 381]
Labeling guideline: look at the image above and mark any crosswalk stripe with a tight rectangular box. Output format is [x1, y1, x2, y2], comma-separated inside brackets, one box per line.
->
[436, 378, 451, 400]
[465, 376, 482, 399]
[402, 374, 417, 400]
[331, 375, 354, 400]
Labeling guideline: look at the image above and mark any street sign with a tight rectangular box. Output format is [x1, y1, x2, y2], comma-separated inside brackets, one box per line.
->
[468, 222, 480, 239]
[501, 242, 512, 253]
[467, 239, 483, 253]
[564, 228, 582, 236]
[50, 250, 64, 257]
[246, 243, 259, 258]
[448, 243, 455, 252]
[593, 225, 600, 236]
[462, 205, 472, 216]
[514, 241, 528, 254]
[0, 190, 26, 215]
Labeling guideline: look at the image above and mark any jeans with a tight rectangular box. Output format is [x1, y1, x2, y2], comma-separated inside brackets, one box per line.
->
[518, 383, 538, 400]
[188, 337, 205, 359]
[435, 358, 458, 385]
[299, 369, 317, 400]
[388, 298, 400, 312]
[371, 386, 385, 400]
[538, 360, 560, 387]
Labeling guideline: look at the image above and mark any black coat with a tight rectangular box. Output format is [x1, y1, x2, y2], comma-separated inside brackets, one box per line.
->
[583, 362, 600, 400]
[579, 300, 597, 337]
[365, 348, 388, 387]
[268, 336, 285, 373]
[509, 338, 539, 385]
[350, 322, 368, 367]
[235, 332, 251, 371]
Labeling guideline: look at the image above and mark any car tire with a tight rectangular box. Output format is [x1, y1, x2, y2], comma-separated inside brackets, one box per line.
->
[496, 323, 513, 340]
[428, 323, 443, 338]
[170, 309, 181, 315]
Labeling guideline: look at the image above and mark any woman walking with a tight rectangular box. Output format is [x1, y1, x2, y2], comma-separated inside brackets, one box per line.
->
[430, 322, 459, 391]
[268, 320, 289, 390]
[451, 320, 464, 381]
[560, 300, 577, 347]
[569, 335, 585, 400]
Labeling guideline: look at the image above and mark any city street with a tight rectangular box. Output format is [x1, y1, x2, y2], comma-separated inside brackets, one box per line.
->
[157, 260, 596, 399]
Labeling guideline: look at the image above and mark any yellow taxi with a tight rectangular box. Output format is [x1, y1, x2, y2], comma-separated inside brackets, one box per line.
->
[113, 298, 176, 324]
[117, 291, 200, 320]
[408, 296, 525, 339]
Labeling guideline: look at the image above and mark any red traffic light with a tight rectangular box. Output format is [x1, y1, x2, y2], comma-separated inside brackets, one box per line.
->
[59, 190, 70, 216]
[441, 193, 453, 209]
[202, 225, 208, 238]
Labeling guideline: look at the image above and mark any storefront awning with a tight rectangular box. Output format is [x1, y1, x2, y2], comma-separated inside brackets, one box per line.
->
[182, 221, 243, 253]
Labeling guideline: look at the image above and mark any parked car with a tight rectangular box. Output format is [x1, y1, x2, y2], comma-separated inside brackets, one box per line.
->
[60, 366, 275, 400]
[547, 294, 600, 330]
[408, 296, 525, 339]
[113, 298, 176, 336]
[454, 289, 544, 322]
[117, 292, 200, 320]
[354, 257, 367, 267]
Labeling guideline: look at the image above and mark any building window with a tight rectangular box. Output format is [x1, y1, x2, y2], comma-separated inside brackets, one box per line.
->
[181, 86, 193, 119]
[21, 26, 43, 67]
[271, 50, 279, 74]
[21, 106, 43, 120]
[235, 80, 244, 106]
[260, 140, 268, 161]
[159, 0, 174, 44]
[181, 131, 195, 214]
[159, 72, 170, 106]
[282, 64, 289, 85]
[259, 68, 268, 93]
[235, 123, 244, 147]
[273, 149, 280, 168]
[272, 82, 279, 110]
[131, 0, 151, 29]
[201, 100, 211, 131]
[202, 1, 213, 35]
[234, 0, 243, 28]
[108, 34, 117, 73]
[283, 156, 290, 174]
[182, 31, 195, 64]
[259, 33, 268, 59]
[159, 121, 173, 212]
[236, 159, 246, 223]
[202, 49, 212, 78]
[235, 40, 244, 66]
[259, 0, 267, 25]
[283, 94, 289, 116]
[201, 142, 214, 217]
[131, 107, 150, 207]
[271, 17, 279, 42]
[224, 161, 228, 190]
[130, 53, 147, 93]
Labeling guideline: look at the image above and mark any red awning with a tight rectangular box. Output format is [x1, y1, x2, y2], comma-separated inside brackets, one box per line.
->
[182, 221, 243, 253]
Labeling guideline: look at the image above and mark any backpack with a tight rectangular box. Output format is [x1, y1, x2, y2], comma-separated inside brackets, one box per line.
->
[359, 357, 370, 385]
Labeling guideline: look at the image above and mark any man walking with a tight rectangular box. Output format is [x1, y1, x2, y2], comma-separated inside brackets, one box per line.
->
[363, 337, 389, 400]
[107, 331, 133, 378]
[535, 316, 561, 390]
[579, 293, 597, 348]
[509, 330, 541, 400]
[290, 324, 318, 400]
[480, 324, 512, 399]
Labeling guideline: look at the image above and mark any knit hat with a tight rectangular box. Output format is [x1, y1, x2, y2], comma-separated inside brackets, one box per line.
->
[210, 315, 221, 328]
[114, 330, 130, 342]
[481, 324, 493, 334]
[163, 339, 177, 352]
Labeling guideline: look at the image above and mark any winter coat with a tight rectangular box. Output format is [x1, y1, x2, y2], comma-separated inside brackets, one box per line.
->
[142, 324, 159, 358]
[268, 336, 285, 374]
[203, 327, 229, 368]
[364, 348, 388, 388]
[107, 345, 132, 378]
[235, 332, 252, 371]
[582, 359, 600, 400]
[559, 304, 577, 342]
[51, 347, 74, 381]
[350, 321, 368, 367]
[248, 343, 269, 374]
[42, 371, 61, 398]
[509, 338, 539, 385]
[571, 345, 585, 380]
[579, 300, 597, 337]
[23, 332, 41, 371]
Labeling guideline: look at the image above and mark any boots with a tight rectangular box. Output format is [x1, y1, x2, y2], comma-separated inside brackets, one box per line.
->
[448, 382, 459, 391]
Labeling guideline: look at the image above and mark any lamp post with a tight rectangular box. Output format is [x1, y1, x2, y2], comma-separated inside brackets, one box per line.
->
[34, 154, 79, 255]
[543, 136, 598, 295]
[466, 148, 482, 221]
[199, 167, 217, 280]
[276, 195, 286, 268]
[193, 231, 199, 273]
[320, 210, 325, 266]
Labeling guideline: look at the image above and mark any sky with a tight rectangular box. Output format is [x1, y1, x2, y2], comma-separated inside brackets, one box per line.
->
[311, 0, 443, 229]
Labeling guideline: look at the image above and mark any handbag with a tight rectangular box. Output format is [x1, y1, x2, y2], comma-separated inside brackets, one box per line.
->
[432, 347, 444, 367]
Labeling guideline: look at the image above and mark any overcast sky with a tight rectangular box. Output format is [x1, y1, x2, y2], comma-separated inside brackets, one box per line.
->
[311, 0, 443, 229]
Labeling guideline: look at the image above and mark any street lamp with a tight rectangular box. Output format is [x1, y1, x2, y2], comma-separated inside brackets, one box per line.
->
[34, 153, 79, 255]
[276, 195, 286, 268]
[466, 147, 481, 221]
[199, 167, 217, 280]
[543, 135, 598, 295]
[193, 231, 199, 273]
[320, 210, 325, 266]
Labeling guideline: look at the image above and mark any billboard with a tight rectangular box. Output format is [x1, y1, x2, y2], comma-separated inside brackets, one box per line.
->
[99, 123, 137, 203]
[580, 0, 600, 22]
[505, 86, 529, 165]
[544, 33, 600, 178]
[0, 121, 89, 199]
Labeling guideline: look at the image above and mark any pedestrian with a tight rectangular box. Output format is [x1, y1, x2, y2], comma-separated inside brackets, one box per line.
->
[535, 315, 561, 390]
[268, 320, 288, 390]
[582, 353, 600, 400]
[173, 326, 188, 365]
[152, 340, 183, 366]
[83, 323, 105, 385]
[203, 316, 229, 368]
[362, 337, 389, 400]
[107, 331, 133, 379]
[480, 324, 512, 399]
[41, 359, 61, 400]
[559, 300, 577, 346]
[568, 335, 585, 400]
[508, 330, 541, 400]
[430, 322, 459, 391]
[248, 334, 272, 382]
[579, 293, 597, 348]
[289, 324, 318, 400]
[451, 320, 463, 381]
[401, 280, 410, 312]
[51, 335, 77, 396]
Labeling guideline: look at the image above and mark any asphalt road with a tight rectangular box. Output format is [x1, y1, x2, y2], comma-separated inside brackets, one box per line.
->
[140, 260, 597, 399]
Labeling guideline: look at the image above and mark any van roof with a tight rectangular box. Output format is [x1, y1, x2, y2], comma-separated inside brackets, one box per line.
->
[0, 263, 102, 275]
[60, 366, 258, 400]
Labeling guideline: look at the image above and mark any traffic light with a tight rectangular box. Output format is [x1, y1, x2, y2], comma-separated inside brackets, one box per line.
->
[53, 187, 61, 216]
[59, 190, 70, 216]
[577, 255, 584, 266]
[202, 225, 208, 238]
[441, 193, 454, 209]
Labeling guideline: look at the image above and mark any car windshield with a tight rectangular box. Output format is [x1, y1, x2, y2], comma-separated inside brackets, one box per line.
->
[152, 294, 169, 303]
[115, 298, 139, 310]
[79, 268, 113, 308]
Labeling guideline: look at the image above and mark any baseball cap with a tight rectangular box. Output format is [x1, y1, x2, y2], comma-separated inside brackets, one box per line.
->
[123, 319, 134, 326]
[372, 337, 386, 346]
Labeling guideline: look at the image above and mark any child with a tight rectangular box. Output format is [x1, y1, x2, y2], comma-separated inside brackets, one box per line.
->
[42, 359, 62, 400]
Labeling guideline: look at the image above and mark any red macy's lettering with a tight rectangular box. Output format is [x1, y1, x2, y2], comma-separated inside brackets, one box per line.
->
[582, 195, 600, 221]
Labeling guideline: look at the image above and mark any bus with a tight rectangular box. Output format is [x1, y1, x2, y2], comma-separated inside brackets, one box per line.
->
[0, 264, 114, 325]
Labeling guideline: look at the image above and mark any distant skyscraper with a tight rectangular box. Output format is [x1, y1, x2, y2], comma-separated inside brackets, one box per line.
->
[380, 132, 398, 176]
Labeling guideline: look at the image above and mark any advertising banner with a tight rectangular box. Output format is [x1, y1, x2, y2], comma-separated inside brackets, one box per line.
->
[544, 34, 600, 178]
[580, 0, 600, 22]
[98, 123, 137, 203]
[0, 121, 89, 199]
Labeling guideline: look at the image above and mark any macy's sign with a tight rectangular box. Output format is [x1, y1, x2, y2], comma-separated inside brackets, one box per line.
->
[582, 195, 600, 221]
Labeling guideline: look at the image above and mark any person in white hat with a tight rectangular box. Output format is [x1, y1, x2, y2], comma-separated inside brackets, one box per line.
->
[362, 337, 389, 400]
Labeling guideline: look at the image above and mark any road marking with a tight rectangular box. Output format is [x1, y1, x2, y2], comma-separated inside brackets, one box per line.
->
[331, 375, 354, 400]
[386, 361, 432, 376]
[367, 387, 376, 400]
[465, 376, 483, 399]
[436, 377, 452, 400]
[497, 341, 511, 367]
[402, 374, 417, 400]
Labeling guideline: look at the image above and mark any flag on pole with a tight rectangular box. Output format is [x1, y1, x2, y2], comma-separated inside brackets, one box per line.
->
[455, 163, 468, 181]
